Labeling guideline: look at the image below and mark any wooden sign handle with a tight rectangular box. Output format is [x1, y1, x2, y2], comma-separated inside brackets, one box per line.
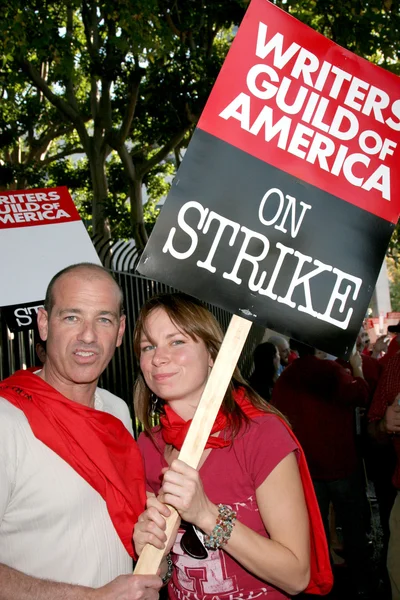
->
[134, 314, 252, 575]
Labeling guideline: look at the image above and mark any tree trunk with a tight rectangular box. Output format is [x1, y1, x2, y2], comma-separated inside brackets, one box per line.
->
[129, 175, 148, 251]
[87, 142, 112, 263]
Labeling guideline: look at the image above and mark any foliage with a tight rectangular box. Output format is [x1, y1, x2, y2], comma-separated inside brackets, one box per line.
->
[1, 0, 399, 255]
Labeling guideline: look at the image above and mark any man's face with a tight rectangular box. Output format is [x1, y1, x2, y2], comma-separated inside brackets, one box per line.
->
[278, 342, 290, 366]
[37, 271, 125, 387]
[356, 327, 369, 352]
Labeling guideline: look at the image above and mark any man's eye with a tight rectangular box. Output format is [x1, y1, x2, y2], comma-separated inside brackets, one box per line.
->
[64, 316, 78, 322]
[99, 317, 112, 324]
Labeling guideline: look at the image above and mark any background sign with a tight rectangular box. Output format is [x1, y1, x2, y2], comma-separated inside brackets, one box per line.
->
[0, 186, 100, 307]
[2, 301, 44, 332]
[137, 0, 400, 358]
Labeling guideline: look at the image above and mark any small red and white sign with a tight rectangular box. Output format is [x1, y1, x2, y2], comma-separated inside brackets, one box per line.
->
[0, 186, 100, 307]
[0, 187, 80, 230]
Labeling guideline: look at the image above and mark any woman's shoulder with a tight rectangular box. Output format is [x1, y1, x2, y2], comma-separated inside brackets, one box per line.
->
[137, 426, 163, 451]
[238, 412, 298, 450]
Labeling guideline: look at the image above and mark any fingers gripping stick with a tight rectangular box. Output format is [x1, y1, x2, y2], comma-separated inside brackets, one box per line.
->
[134, 314, 252, 575]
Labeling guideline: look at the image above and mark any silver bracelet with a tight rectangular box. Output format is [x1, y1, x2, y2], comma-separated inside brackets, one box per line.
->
[161, 553, 173, 585]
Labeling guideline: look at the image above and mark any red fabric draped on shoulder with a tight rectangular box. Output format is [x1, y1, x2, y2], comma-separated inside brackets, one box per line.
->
[0, 370, 146, 558]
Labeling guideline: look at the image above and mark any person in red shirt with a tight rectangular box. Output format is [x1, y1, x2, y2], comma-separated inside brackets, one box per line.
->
[368, 346, 400, 600]
[271, 341, 374, 599]
[131, 293, 333, 600]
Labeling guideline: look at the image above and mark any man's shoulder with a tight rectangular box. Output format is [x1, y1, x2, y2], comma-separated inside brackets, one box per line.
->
[0, 396, 32, 446]
[0, 395, 26, 421]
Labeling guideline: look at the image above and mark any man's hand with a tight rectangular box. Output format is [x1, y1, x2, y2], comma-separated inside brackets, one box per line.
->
[349, 350, 363, 376]
[371, 335, 389, 358]
[92, 574, 162, 600]
[383, 394, 400, 434]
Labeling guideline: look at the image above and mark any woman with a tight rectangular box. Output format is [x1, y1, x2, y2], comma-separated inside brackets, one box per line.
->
[249, 342, 280, 400]
[133, 292, 311, 599]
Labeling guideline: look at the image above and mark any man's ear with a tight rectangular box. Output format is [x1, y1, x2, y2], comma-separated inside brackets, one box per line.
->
[116, 314, 126, 348]
[37, 307, 49, 342]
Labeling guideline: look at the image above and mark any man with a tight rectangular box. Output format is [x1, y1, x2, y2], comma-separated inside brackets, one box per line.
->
[267, 334, 290, 374]
[0, 263, 162, 600]
[271, 342, 374, 598]
[368, 348, 400, 600]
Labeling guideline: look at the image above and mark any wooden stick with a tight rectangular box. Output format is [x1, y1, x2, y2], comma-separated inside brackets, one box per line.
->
[134, 314, 252, 575]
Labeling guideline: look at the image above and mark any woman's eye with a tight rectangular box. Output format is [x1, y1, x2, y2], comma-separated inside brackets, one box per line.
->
[172, 339, 185, 346]
[141, 345, 155, 352]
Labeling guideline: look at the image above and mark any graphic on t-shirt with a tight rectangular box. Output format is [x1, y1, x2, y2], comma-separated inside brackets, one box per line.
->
[170, 499, 269, 600]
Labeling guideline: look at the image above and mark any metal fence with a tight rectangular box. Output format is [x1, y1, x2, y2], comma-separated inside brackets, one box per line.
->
[0, 271, 264, 434]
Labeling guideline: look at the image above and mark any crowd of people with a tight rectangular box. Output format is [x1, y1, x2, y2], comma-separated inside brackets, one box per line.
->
[0, 262, 399, 600]
[253, 326, 400, 600]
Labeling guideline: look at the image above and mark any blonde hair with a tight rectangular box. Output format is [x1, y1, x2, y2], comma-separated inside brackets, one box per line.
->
[133, 292, 284, 437]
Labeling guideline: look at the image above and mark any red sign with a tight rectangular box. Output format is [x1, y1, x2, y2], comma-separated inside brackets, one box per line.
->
[0, 187, 81, 230]
[199, 0, 400, 224]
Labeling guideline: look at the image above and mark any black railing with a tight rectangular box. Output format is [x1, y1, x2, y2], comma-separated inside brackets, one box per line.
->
[0, 270, 264, 436]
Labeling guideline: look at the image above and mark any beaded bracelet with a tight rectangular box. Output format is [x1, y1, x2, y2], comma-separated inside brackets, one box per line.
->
[204, 504, 237, 550]
[161, 553, 173, 586]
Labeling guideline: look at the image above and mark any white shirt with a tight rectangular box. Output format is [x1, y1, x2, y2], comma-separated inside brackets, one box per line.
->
[0, 386, 134, 587]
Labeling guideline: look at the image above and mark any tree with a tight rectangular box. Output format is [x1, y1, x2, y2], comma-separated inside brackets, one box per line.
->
[0, 0, 246, 250]
[0, 71, 82, 190]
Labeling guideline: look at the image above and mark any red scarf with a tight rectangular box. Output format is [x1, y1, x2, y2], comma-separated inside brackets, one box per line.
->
[161, 387, 333, 596]
[0, 370, 146, 558]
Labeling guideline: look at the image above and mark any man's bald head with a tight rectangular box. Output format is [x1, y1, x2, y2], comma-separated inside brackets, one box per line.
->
[44, 263, 124, 317]
[268, 335, 290, 365]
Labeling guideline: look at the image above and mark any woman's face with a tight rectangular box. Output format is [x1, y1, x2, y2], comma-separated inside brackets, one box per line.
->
[139, 308, 213, 415]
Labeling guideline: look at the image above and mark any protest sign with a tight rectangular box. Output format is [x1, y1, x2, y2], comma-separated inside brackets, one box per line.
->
[137, 0, 400, 358]
[2, 301, 44, 332]
[0, 186, 100, 308]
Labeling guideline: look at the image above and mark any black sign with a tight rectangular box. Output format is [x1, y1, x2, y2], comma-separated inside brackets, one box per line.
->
[137, 0, 400, 358]
[2, 300, 44, 332]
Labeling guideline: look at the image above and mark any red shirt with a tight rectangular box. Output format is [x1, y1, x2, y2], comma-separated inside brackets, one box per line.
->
[368, 354, 400, 490]
[336, 354, 382, 402]
[139, 415, 298, 600]
[271, 356, 369, 480]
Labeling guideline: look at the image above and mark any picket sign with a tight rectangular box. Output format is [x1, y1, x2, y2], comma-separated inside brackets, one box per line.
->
[133, 314, 252, 574]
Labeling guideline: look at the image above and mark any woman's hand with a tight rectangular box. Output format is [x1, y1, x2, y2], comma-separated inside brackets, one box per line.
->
[133, 496, 171, 557]
[160, 459, 218, 533]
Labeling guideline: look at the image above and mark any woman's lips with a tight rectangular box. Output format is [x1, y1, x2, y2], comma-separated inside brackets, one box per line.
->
[153, 372, 177, 381]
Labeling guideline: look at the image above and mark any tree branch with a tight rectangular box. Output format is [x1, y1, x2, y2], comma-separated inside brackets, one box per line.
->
[19, 59, 89, 148]
[139, 127, 190, 177]
[40, 146, 84, 165]
[117, 68, 144, 144]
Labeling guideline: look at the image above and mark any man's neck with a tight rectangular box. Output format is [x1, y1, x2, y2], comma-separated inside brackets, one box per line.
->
[38, 367, 98, 408]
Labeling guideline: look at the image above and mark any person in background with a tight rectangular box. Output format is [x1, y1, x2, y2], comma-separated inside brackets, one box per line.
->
[249, 342, 280, 401]
[267, 335, 290, 375]
[368, 351, 400, 600]
[271, 341, 374, 599]
[132, 292, 314, 600]
[0, 263, 162, 600]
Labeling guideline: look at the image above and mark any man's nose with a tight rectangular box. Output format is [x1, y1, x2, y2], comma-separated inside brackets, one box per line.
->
[77, 321, 97, 343]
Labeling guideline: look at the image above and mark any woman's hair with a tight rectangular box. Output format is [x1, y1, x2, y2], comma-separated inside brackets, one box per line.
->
[249, 342, 279, 401]
[133, 292, 283, 437]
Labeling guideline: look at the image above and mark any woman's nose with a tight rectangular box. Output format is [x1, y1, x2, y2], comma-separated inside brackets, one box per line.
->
[152, 346, 169, 366]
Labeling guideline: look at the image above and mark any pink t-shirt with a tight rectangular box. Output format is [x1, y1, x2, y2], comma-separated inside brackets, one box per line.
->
[138, 414, 298, 600]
